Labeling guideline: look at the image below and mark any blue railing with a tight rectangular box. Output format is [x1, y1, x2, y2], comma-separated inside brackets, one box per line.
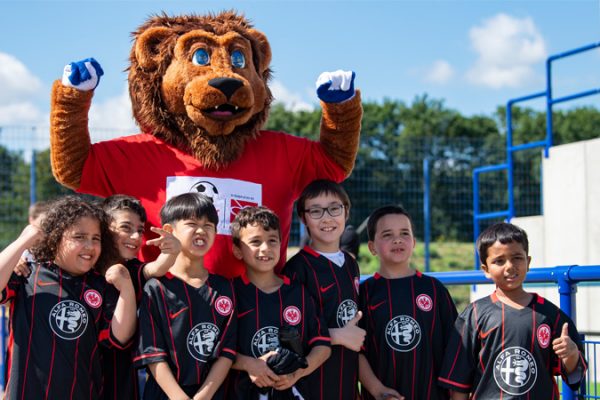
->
[472, 42, 600, 270]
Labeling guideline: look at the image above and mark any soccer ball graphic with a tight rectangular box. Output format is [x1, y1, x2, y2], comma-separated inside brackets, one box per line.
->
[191, 181, 219, 202]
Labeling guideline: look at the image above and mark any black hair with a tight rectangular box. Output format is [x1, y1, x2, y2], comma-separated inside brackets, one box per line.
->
[102, 194, 147, 223]
[295, 179, 351, 219]
[367, 205, 413, 241]
[476, 222, 529, 265]
[231, 206, 280, 246]
[340, 225, 360, 258]
[160, 192, 219, 226]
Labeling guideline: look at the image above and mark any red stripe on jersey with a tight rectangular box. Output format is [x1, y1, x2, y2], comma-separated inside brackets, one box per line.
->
[410, 276, 416, 400]
[159, 283, 181, 380]
[531, 302, 537, 352]
[303, 245, 319, 258]
[308, 336, 331, 345]
[325, 259, 341, 304]
[278, 288, 283, 326]
[438, 376, 471, 389]
[221, 348, 237, 356]
[445, 316, 466, 380]
[182, 283, 200, 384]
[386, 279, 397, 388]
[20, 265, 42, 400]
[45, 270, 63, 400]
[302, 253, 323, 310]
[5, 302, 15, 399]
[217, 279, 236, 359]
[132, 352, 168, 362]
[301, 286, 306, 340]
[70, 337, 82, 400]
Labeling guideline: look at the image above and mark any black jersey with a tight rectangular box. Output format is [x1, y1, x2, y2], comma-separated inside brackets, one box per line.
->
[134, 272, 237, 400]
[0, 262, 126, 400]
[224, 274, 330, 399]
[102, 258, 147, 400]
[283, 246, 360, 400]
[359, 271, 457, 400]
[438, 292, 587, 399]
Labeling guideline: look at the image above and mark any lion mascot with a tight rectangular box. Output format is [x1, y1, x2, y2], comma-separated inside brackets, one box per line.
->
[50, 11, 362, 278]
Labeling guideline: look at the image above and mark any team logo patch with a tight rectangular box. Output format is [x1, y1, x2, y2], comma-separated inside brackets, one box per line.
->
[416, 294, 433, 312]
[49, 300, 89, 340]
[537, 324, 551, 348]
[214, 296, 233, 316]
[84, 289, 102, 309]
[354, 277, 360, 294]
[385, 315, 421, 352]
[187, 322, 220, 362]
[283, 306, 301, 326]
[251, 326, 280, 357]
[230, 199, 259, 222]
[493, 346, 538, 395]
[336, 299, 358, 328]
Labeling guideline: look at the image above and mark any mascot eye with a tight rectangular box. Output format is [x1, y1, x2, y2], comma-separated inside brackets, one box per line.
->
[193, 49, 210, 66]
[231, 50, 246, 68]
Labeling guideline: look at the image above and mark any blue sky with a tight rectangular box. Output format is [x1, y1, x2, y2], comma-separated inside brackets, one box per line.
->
[1, 0, 600, 137]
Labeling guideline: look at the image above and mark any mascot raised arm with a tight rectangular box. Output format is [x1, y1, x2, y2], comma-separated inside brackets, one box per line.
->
[50, 11, 362, 278]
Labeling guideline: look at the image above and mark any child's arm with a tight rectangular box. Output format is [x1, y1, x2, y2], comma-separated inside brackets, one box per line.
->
[329, 310, 365, 351]
[142, 227, 181, 279]
[148, 361, 191, 400]
[193, 357, 233, 400]
[0, 225, 42, 292]
[358, 354, 403, 399]
[450, 391, 469, 400]
[105, 264, 137, 344]
[232, 352, 281, 388]
[273, 345, 331, 391]
[553, 322, 582, 374]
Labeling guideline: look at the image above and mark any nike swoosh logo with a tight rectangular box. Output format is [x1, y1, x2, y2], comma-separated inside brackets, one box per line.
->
[368, 300, 386, 311]
[37, 280, 58, 287]
[169, 307, 188, 320]
[479, 326, 498, 339]
[238, 309, 254, 318]
[320, 283, 336, 293]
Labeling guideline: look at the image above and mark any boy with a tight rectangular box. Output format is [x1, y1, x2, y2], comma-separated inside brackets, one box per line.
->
[134, 193, 237, 400]
[438, 222, 587, 399]
[283, 180, 365, 400]
[102, 194, 181, 400]
[226, 206, 331, 398]
[360, 205, 457, 400]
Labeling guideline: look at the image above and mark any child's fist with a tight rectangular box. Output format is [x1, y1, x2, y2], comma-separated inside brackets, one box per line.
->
[13, 256, 32, 277]
[105, 264, 132, 291]
[20, 224, 44, 245]
[146, 227, 181, 255]
[552, 322, 578, 360]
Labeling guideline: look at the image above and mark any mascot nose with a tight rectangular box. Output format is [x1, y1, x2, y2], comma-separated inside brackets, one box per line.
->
[208, 77, 244, 100]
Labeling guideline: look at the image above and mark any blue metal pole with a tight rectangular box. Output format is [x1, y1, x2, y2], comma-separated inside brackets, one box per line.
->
[545, 58, 553, 158]
[30, 149, 37, 205]
[506, 102, 515, 221]
[556, 266, 577, 400]
[423, 158, 431, 273]
[472, 171, 480, 271]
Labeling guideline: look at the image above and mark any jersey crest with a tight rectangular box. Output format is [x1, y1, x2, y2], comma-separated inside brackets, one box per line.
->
[49, 300, 89, 340]
[187, 322, 220, 362]
[215, 296, 233, 316]
[251, 326, 280, 357]
[84, 289, 102, 308]
[336, 299, 358, 327]
[354, 277, 360, 294]
[385, 315, 422, 352]
[537, 324, 551, 348]
[493, 347, 538, 395]
[416, 294, 433, 312]
[283, 306, 301, 326]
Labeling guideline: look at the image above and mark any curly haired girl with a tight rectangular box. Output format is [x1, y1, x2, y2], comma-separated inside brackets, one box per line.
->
[0, 195, 137, 400]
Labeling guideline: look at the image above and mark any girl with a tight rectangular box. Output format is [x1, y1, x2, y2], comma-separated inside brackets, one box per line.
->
[283, 179, 365, 400]
[0, 196, 137, 399]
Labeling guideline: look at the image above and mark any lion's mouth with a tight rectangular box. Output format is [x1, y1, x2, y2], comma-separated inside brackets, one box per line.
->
[202, 103, 246, 120]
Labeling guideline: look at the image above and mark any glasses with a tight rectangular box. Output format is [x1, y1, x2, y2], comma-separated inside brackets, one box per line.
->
[303, 204, 345, 219]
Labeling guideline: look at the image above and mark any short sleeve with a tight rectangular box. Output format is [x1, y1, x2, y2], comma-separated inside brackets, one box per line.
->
[99, 285, 132, 350]
[304, 287, 331, 349]
[133, 280, 169, 368]
[438, 308, 477, 393]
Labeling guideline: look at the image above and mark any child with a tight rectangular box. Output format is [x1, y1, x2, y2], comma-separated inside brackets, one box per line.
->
[226, 206, 331, 398]
[283, 179, 365, 400]
[438, 222, 587, 399]
[359, 205, 457, 400]
[0, 196, 137, 399]
[134, 193, 237, 400]
[102, 194, 181, 400]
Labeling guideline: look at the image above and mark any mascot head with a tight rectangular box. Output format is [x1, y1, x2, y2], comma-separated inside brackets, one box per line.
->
[128, 11, 273, 169]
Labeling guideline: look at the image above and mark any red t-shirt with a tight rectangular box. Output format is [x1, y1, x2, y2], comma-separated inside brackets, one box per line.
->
[78, 131, 345, 278]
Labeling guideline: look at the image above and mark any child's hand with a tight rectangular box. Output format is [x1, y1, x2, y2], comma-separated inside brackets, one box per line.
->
[552, 323, 578, 362]
[338, 311, 366, 352]
[146, 227, 181, 255]
[247, 352, 280, 388]
[273, 369, 301, 391]
[13, 256, 32, 277]
[105, 264, 133, 292]
[373, 385, 404, 400]
[19, 224, 44, 246]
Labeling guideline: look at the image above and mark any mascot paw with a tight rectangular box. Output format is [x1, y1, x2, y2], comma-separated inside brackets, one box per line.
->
[62, 57, 104, 91]
[316, 70, 355, 103]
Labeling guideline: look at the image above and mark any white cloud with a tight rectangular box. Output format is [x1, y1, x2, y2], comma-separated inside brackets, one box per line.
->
[0, 52, 43, 106]
[466, 13, 546, 89]
[0, 102, 44, 126]
[88, 85, 138, 141]
[425, 60, 455, 84]
[270, 80, 314, 112]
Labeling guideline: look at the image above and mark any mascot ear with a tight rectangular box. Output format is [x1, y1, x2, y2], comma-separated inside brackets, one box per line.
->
[135, 26, 173, 71]
[247, 28, 272, 74]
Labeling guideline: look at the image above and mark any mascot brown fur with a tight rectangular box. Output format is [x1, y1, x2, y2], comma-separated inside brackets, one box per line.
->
[50, 11, 362, 278]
